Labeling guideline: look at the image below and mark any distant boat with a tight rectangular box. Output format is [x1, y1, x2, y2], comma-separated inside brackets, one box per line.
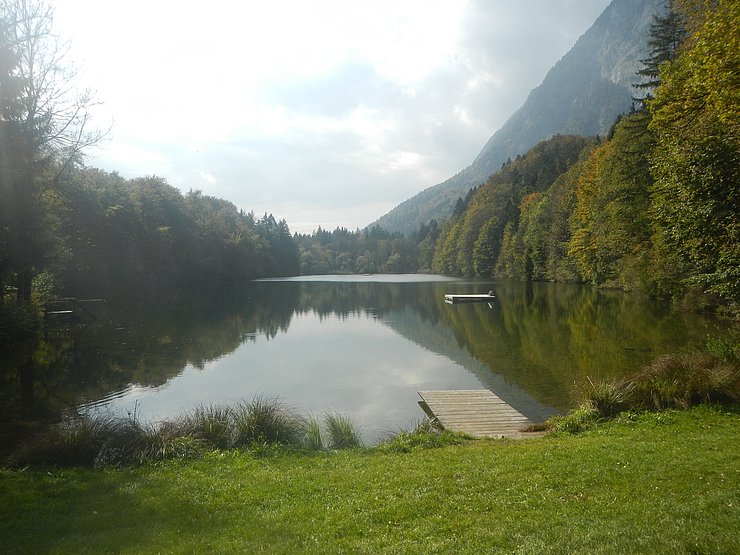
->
[444, 291, 495, 304]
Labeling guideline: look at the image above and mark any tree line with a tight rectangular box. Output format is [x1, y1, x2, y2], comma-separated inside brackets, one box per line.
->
[428, 0, 738, 317]
[0, 0, 298, 306]
[1, 0, 736, 318]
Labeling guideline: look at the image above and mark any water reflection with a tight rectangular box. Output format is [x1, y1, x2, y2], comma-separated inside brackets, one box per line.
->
[1, 276, 722, 449]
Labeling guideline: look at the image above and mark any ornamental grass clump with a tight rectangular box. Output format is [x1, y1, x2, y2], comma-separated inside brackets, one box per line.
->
[230, 396, 304, 448]
[324, 412, 363, 449]
[580, 377, 633, 418]
[180, 403, 233, 450]
[92, 415, 200, 466]
[627, 353, 740, 411]
[301, 414, 324, 451]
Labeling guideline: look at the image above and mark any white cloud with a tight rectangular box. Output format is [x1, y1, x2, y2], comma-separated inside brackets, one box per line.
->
[53, 0, 611, 233]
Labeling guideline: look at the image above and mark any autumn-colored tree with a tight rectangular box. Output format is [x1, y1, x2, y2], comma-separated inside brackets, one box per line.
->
[648, 0, 739, 311]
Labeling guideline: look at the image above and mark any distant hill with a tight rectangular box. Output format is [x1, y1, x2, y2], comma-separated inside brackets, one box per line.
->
[371, 0, 661, 236]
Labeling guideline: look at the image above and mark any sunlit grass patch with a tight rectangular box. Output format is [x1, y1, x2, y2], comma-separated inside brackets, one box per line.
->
[378, 419, 468, 453]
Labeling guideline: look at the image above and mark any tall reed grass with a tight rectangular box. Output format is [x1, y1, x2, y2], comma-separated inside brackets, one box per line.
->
[9, 398, 367, 468]
[553, 349, 740, 433]
[627, 353, 740, 410]
[230, 396, 304, 447]
[324, 413, 363, 449]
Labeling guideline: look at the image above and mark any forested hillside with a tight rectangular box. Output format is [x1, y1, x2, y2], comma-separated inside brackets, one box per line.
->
[372, 0, 661, 236]
[0, 1, 298, 305]
[432, 0, 739, 315]
[55, 169, 299, 297]
[432, 135, 595, 278]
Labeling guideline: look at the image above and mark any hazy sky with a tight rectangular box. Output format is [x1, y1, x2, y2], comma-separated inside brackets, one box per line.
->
[53, 0, 611, 233]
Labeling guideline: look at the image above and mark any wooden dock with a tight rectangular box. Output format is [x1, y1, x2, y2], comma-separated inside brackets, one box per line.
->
[444, 293, 495, 304]
[418, 389, 542, 439]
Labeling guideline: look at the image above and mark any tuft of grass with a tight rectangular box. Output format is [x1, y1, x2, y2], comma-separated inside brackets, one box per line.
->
[11, 413, 202, 468]
[231, 396, 304, 448]
[324, 412, 363, 449]
[627, 353, 740, 410]
[379, 419, 467, 453]
[301, 414, 324, 451]
[580, 376, 633, 418]
[547, 404, 600, 434]
[179, 404, 232, 450]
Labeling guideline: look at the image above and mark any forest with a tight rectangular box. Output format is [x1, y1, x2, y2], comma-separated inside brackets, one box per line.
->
[430, 0, 738, 317]
[1, 0, 737, 323]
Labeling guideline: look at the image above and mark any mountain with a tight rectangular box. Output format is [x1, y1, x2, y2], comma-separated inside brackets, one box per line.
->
[371, 0, 662, 236]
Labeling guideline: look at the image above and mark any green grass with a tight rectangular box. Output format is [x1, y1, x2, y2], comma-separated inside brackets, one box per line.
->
[1, 405, 738, 554]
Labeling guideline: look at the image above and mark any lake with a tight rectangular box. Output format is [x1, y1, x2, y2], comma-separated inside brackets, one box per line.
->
[2, 275, 721, 445]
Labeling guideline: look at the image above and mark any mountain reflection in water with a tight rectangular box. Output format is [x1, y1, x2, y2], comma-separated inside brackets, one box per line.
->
[1, 275, 718, 446]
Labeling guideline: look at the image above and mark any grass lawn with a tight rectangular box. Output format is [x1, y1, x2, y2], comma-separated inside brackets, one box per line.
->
[1, 405, 738, 554]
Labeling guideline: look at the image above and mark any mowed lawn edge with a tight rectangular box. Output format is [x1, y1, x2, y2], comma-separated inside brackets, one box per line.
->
[1, 405, 738, 554]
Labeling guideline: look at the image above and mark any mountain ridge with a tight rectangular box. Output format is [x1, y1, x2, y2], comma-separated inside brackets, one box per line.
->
[371, 0, 661, 236]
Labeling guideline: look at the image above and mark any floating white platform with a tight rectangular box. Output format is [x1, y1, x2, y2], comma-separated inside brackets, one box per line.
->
[444, 293, 495, 304]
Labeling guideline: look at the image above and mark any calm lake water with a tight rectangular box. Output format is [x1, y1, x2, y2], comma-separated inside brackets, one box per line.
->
[3, 275, 724, 444]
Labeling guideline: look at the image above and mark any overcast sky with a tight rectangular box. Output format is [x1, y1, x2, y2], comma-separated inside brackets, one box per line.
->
[52, 0, 611, 233]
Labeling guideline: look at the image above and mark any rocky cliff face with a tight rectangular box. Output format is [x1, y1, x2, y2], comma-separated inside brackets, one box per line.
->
[372, 0, 662, 236]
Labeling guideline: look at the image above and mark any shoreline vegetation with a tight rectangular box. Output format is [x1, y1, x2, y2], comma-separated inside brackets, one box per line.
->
[4, 342, 737, 469]
[1, 343, 737, 552]
[1, 408, 738, 552]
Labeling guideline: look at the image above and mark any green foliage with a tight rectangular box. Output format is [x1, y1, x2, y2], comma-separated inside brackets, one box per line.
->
[430, 0, 738, 315]
[433, 135, 594, 277]
[547, 404, 600, 434]
[301, 414, 324, 451]
[9, 398, 368, 467]
[180, 404, 233, 450]
[471, 217, 499, 277]
[568, 112, 654, 289]
[11, 413, 202, 468]
[378, 421, 467, 453]
[648, 0, 739, 312]
[295, 225, 419, 275]
[579, 377, 634, 418]
[323, 412, 363, 449]
[634, 0, 688, 96]
[50, 170, 300, 298]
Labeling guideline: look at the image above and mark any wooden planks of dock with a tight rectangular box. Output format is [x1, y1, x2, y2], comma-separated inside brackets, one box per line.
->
[418, 389, 543, 439]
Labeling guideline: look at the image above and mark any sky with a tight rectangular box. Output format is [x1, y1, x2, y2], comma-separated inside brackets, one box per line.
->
[52, 0, 612, 234]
